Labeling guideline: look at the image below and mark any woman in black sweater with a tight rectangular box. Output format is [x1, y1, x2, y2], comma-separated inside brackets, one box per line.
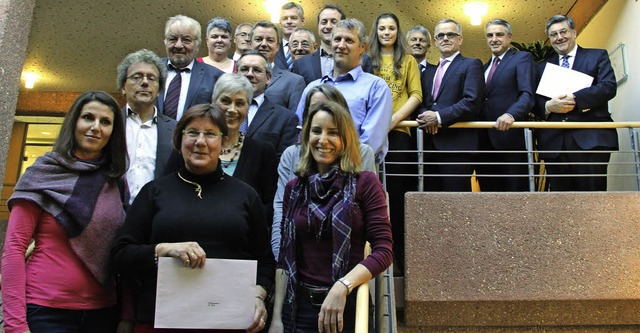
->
[111, 104, 275, 332]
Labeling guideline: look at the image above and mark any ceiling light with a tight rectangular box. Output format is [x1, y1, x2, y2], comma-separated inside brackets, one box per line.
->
[265, 0, 285, 23]
[463, 2, 489, 26]
[22, 72, 41, 89]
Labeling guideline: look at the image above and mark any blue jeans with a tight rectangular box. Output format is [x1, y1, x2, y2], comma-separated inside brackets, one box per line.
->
[27, 303, 118, 333]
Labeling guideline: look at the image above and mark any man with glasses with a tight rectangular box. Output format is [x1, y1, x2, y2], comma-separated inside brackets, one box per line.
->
[235, 50, 298, 157]
[117, 49, 182, 204]
[158, 15, 223, 120]
[289, 28, 317, 61]
[476, 18, 535, 192]
[535, 15, 618, 191]
[233, 23, 252, 61]
[416, 18, 484, 191]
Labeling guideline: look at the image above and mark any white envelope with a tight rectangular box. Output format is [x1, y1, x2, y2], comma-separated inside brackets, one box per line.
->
[536, 62, 594, 98]
[155, 257, 257, 329]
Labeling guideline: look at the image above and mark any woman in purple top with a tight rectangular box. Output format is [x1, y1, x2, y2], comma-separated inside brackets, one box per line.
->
[269, 101, 393, 333]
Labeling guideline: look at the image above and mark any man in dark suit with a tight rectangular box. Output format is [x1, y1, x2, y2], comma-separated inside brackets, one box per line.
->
[236, 51, 298, 157]
[290, 4, 373, 85]
[157, 15, 223, 120]
[406, 25, 432, 73]
[250, 21, 305, 112]
[476, 19, 535, 192]
[536, 15, 618, 191]
[274, 2, 305, 70]
[416, 18, 484, 191]
[117, 49, 181, 204]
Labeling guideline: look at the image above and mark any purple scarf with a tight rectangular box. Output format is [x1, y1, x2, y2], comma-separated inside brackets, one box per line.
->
[280, 166, 357, 327]
[8, 152, 125, 285]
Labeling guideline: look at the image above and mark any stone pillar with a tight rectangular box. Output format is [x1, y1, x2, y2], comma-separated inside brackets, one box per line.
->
[0, 0, 36, 194]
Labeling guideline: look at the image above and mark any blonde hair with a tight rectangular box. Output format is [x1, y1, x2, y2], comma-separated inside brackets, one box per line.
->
[296, 101, 361, 177]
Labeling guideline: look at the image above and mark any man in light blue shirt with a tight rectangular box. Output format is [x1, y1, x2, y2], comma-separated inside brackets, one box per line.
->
[295, 18, 392, 162]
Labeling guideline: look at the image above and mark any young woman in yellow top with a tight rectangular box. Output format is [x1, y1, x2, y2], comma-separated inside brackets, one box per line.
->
[368, 12, 422, 275]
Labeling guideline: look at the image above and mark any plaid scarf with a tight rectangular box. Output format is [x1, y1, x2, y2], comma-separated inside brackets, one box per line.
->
[8, 152, 125, 285]
[280, 166, 358, 328]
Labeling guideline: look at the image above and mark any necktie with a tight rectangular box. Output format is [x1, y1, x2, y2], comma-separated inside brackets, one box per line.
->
[164, 65, 189, 120]
[561, 55, 570, 68]
[240, 99, 258, 134]
[284, 42, 293, 69]
[486, 57, 500, 84]
[432, 59, 449, 100]
[419, 64, 426, 73]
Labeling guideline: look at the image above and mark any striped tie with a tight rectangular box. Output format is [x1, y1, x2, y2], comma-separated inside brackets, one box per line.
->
[285, 42, 293, 69]
[164, 65, 189, 119]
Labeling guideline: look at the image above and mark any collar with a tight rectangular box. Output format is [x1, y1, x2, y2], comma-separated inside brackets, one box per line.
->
[419, 59, 427, 67]
[562, 44, 578, 59]
[253, 93, 265, 107]
[324, 65, 364, 82]
[320, 48, 333, 57]
[441, 51, 460, 63]
[167, 59, 195, 72]
[126, 104, 158, 123]
[179, 162, 225, 186]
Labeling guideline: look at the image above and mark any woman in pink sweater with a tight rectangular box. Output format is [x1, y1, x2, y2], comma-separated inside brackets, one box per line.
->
[2, 91, 128, 333]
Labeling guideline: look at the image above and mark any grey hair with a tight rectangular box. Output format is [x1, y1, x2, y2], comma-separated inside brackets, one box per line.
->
[237, 49, 273, 75]
[212, 73, 254, 104]
[434, 18, 462, 35]
[333, 18, 367, 45]
[206, 17, 232, 36]
[164, 15, 202, 46]
[116, 49, 167, 91]
[291, 28, 316, 44]
[235, 22, 252, 35]
[406, 25, 431, 45]
[485, 18, 512, 34]
[281, 2, 304, 21]
[545, 15, 575, 34]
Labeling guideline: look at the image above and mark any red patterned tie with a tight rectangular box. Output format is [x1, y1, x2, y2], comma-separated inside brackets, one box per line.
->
[486, 56, 500, 84]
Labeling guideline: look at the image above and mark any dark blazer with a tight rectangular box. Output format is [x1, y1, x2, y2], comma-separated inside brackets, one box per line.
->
[233, 137, 278, 222]
[246, 96, 299, 157]
[265, 67, 306, 112]
[156, 59, 224, 117]
[418, 53, 484, 150]
[482, 49, 536, 150]
[535, 46, 618, 158]
[121, 107, 182, 179]
[291, 49, 375, 85]
[274, 47, 289, 71]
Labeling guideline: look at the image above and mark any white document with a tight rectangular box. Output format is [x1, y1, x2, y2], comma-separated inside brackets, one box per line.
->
[155, 257, 257, 329]
[536, 62, 594, 98]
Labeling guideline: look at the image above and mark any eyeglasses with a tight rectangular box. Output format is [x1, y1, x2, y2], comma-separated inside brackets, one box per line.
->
[166, 35, 194, 45]
[237, 65, 266, 75]
[548, 29, 571, 40]
[127, 74, 159, 84]
[434, 32, 460, 41]
[182, 129, 224, 141]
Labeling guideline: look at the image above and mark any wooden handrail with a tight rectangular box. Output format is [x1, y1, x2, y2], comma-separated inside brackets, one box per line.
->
[354, 242, 372, 333]
[398, 120, 640, 129]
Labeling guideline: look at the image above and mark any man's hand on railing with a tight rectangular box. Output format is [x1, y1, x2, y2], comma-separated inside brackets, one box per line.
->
[545, 94, 576, 114]
[416, 110, 439, 134]
[495, 113, 515, 131]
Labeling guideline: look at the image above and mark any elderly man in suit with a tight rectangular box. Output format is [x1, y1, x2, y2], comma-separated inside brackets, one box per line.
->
[232, 23, 252, 61]
[536, 15, 618, 191]
[289, 28, 317, 61]
[275, 2, 305, 70]
[158, 15, 223, 120]
[235, 50, 298, 157]
[291, 4, 374, 85]
[417, 18, 484, 191]
[406, 25, 432, 73]
[117, 49, 181, 204]
[476, 19, 535, 192]
[250, 21, 305, 112]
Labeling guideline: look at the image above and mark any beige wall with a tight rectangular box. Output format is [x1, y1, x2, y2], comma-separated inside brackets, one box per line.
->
[577, 0, 640, 191]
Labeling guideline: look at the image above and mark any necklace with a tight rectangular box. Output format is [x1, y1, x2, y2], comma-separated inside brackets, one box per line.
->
[221, 134, 244, 168]
[177, 172, 202, 199]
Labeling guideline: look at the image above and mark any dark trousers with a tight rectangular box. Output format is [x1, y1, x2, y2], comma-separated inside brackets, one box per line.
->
[543, 134, 611, 191]
[282, 290, 362, 333]
[27, 304, 118, 333]
[385, 131, 417, 274]
[476, 132, 530, 192]
[423, 148, 475, 192]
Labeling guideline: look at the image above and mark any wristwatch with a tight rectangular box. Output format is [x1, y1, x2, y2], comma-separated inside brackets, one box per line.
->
[338, 277, 353, 294]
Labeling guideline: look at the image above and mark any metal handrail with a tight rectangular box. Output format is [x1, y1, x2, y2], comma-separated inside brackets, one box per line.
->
[398, 120, 640, 129]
